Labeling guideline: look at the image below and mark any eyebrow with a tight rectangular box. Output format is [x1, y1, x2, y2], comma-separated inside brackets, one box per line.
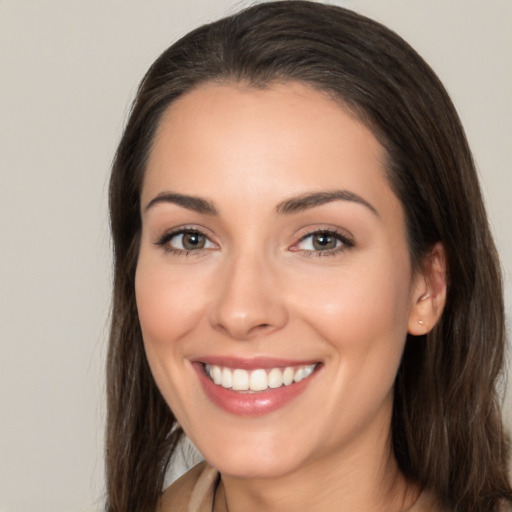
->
[144, 192, 218, 215]
[144, 189, 378, 217]
[276, 190, 379, 216]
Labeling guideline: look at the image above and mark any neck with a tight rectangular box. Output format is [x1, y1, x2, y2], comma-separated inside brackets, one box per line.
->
[214, 424, 419, 512]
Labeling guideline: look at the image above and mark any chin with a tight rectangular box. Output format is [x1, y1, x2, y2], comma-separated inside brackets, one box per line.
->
[190, 428, 308, 479]
[208, 452, 302, 480]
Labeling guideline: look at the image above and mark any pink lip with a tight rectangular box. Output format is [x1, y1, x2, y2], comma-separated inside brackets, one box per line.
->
[192, 359, 320, 417]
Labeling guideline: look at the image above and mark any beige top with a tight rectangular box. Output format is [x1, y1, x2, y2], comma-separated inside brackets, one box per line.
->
[158, 461, 443, 512]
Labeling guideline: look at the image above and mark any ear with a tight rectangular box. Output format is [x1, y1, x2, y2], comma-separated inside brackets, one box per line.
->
[407, 242, 447, 336]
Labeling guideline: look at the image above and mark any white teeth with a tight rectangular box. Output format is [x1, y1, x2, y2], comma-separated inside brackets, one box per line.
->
[303, 365, 314, 377]
[294, 367, 306, 382]
[221, 367, 232, 388]
[267, 368, 283, 389]
[249, 369, 268, 391]
[232, 369, 249, 391]
[283, 367, 294, 386]
[211, 365, 222, 385]
[204, 363, 317, 391]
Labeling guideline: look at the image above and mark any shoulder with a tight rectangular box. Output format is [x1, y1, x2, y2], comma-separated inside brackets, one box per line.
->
[157, 461, 219, 512]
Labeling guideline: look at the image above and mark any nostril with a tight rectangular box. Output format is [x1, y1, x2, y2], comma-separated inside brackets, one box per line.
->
[247, 322, 274, 335]
[208, 276, 289, 340]
[213, 321, 277, 341]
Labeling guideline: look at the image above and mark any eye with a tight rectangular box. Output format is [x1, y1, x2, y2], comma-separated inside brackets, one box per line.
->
[155, 229, 216, 254]
[292, 229, 353, 255]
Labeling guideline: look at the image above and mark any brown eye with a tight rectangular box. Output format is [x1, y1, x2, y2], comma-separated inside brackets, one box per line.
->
[181, 232, 206, 250]
[294, 229, 353, 255]
[312, 233, 338, 250]
[159, 230, 215, 252]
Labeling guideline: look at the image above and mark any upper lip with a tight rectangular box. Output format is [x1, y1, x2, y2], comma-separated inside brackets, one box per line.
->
[195, 355, 320, 370]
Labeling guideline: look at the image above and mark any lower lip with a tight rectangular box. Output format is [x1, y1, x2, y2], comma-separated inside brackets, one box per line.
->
[194, 363, 319, 417]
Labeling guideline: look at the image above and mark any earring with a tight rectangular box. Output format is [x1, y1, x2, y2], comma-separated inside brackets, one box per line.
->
[419, 291, 430, 301]
[418, 319, 429, 328]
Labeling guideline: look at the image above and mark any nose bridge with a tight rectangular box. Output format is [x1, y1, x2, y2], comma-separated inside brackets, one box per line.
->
[209, 247, 287, 340]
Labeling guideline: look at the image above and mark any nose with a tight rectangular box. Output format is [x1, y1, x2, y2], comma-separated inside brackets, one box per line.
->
[209, 252, 288, 341]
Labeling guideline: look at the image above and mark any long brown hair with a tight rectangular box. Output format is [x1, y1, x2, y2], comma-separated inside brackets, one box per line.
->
[106, 2, 511, 510]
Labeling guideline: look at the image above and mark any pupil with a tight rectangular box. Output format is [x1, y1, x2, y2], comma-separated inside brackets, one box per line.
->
[313, 233, 336, 250]
[183, 233, 205, 250]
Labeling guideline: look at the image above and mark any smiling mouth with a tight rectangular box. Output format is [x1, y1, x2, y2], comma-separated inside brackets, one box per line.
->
[204, 363, 318, 392]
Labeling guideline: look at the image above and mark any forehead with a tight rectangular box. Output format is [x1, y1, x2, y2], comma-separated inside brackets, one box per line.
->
[142, 81, 400, 221]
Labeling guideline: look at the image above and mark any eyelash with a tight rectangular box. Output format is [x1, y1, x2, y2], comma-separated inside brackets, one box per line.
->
[154, 227, 354, 257]
[154, 227, 215, 257]
[293, 228, 354, 257]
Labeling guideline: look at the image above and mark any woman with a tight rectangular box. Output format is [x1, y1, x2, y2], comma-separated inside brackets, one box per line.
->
[106, 2, 511, 511]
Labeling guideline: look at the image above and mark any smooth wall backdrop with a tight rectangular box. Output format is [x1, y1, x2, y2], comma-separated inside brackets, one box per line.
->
[0, 1, 510, 511]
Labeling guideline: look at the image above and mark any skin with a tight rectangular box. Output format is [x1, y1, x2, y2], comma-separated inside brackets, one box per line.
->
[136, 82, 445, 511]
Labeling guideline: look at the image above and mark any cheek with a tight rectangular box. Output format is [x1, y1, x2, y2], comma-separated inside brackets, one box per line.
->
[134, 253, 209, 365]
[135, 251, 214, 400]
[288, 254, 412, 377]
[134, 253, 213, 424]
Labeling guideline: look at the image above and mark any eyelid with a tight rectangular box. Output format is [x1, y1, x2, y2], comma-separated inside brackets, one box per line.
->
[152, 224, 353, 257]
[153, 225, 218, 254]
[289, 226, 354, 254]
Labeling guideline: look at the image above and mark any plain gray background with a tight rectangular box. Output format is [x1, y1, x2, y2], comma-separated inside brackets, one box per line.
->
[1, 1, 511, 511]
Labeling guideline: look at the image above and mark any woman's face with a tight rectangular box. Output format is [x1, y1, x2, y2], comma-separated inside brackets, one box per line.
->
[136, 82, 426, 479]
